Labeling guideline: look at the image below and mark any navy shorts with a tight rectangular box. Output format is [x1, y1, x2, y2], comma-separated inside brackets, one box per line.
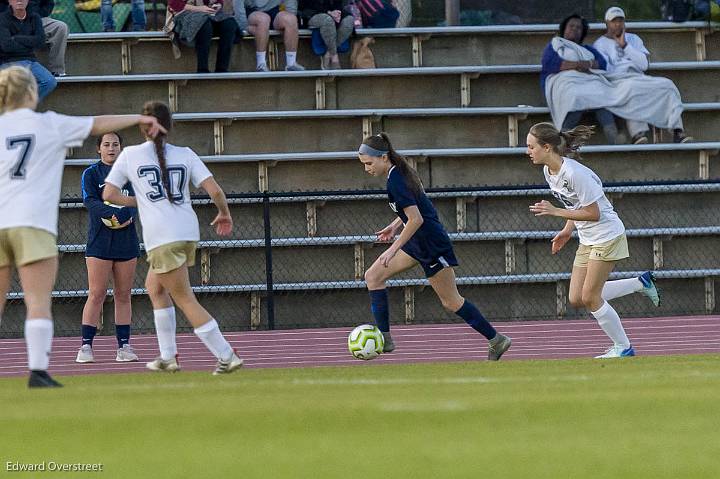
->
[86, 255, 138, 263]
[246, 6, 281, 25]
[401, 244, 459, 278]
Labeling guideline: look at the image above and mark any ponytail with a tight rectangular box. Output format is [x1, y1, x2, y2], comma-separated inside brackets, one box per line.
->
[361, 132, 424, 196]
[528, 122, 594, 159]
[141, 101, 174, 203]
[0, 66, 37, 114]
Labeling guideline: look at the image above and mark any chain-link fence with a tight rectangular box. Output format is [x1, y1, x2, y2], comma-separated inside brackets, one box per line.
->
[1, 180, 718, 339]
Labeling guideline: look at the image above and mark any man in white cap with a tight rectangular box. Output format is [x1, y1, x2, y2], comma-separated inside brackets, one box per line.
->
[593, 6, 692, 143]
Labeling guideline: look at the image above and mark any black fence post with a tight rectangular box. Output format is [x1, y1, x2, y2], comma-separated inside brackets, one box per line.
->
[263, 192, 275, 330]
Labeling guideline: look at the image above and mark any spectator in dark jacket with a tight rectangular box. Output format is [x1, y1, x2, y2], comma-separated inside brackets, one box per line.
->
[0, 0, 56, 99]
[299, 0, 354, 69]
[0, 0, 68, 76]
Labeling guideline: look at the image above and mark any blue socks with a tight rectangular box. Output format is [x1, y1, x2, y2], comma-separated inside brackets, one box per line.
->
[369, 289, 390, 332]
[82, 325, 131, 348]
[370, 291, 494, 341]
[456, 300, 496, 340]
[81, 325, 97, 346]
[115, 324, 131, 348]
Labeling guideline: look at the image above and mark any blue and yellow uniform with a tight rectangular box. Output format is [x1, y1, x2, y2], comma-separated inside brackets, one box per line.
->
[386, 165, 458, 277]
[81, 161, 140, 261]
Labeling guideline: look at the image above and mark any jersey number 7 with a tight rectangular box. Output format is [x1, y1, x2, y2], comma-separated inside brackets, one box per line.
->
[5, 135, 35, 180]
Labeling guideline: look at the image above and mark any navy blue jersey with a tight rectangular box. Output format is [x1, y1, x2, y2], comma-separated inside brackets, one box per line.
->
[386, 166, 458, 276]
[81, 161, 140, 260]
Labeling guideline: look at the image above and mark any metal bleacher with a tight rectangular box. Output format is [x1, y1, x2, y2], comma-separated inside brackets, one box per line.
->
[2, 21, 718, 334]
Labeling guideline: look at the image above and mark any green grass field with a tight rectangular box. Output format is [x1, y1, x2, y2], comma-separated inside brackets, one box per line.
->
[2, 355, 719, 478]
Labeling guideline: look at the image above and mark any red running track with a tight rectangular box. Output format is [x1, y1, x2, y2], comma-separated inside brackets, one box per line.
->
[1, 316, 718, 378]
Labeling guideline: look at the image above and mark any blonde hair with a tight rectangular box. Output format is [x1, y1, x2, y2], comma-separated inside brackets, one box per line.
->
[0, 66, 38, 113]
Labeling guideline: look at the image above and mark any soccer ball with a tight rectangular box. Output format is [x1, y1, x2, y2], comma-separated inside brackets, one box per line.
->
[348, 324, 384, 360]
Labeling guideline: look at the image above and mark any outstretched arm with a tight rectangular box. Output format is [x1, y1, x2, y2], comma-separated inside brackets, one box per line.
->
[200, 176, 233, 236]
[91, 115, 166, 138]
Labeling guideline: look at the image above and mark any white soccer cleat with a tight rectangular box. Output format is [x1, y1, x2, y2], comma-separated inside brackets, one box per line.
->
[116, 344, 139, 362]
[213, 352, 244, 375]
[75, 344, 95, 363]
[594, 344, 636, 359]
[146, 355, 180, 372]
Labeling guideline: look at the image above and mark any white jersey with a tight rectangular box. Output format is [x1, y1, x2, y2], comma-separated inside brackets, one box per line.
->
[0, 108, 93, 235]
[105, 141, 212, 252]
[543, 157, 625, 245]
[593, 33, 649, 74]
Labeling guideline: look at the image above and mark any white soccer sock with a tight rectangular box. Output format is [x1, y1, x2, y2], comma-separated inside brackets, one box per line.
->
[256, 51, 267, 66]
[25, 319, 53, 371]
[601, 278, 643, 301]
[285, 51, 297, 66]
[591, 301, 630, 348]
[153, 307, 177, 361]
[194, 319, 233, 361]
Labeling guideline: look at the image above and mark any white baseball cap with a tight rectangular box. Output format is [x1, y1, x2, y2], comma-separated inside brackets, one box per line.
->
[605, 6, 625, 21]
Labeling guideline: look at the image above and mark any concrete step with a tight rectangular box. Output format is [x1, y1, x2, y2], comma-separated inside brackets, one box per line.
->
[42, 62, 720, 115]
[63, 104, 720, 160]
[59, 23, 719, 75]
[59, 144, 720, 197]
[2, 272, 715, 334]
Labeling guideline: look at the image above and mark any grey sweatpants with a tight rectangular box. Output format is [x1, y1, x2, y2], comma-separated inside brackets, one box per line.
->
[42, 17, 68, 75]
[308, 13, 354, 56]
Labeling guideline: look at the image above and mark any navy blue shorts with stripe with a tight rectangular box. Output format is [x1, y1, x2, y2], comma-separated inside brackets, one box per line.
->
[401, 243, 459, 278]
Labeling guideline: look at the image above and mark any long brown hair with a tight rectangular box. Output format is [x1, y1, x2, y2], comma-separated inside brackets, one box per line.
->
[141, 101, 173, 202]
[0, 66, 37, 113]
[362, 132, 423, 195]
[528, 122, 594, 159]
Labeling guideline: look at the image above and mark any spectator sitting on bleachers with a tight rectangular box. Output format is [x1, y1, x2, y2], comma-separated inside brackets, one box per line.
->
[0, 0, 56, 99]
[540, 14, 619, 144]
[165, 0, 238, 73]
[0, 0, 67, 76]
[356, 0, 397, 28]
[593, 7, 692, 143]
[233, 0, 305, 71]
[299, 0, 354, 69]
[543, 12, 690, 145]
[101, 0, 146, 32]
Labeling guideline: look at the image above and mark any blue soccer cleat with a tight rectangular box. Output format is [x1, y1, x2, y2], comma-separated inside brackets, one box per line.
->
[639, 271, 661, 307]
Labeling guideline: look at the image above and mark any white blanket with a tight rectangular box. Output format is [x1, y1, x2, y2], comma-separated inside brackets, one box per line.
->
[545, 37, 684, 130]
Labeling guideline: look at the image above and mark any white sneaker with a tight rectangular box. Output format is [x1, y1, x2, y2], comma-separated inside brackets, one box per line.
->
[146, 355, 180, 372]
[213, 351, 244, 375]
[285, 63, 305, 71]
[116, 344, 139, 362]
[594, 344, 636, 359]
[75, 344, 95, 363]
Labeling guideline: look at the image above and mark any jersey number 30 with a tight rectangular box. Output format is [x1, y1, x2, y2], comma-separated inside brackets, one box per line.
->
[138, 165, 187, 203]
[5, 135, 35, 180]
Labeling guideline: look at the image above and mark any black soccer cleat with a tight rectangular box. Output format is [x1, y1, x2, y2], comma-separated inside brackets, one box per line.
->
[382, 331, 396, 353]
[28, 370, 63, 388]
